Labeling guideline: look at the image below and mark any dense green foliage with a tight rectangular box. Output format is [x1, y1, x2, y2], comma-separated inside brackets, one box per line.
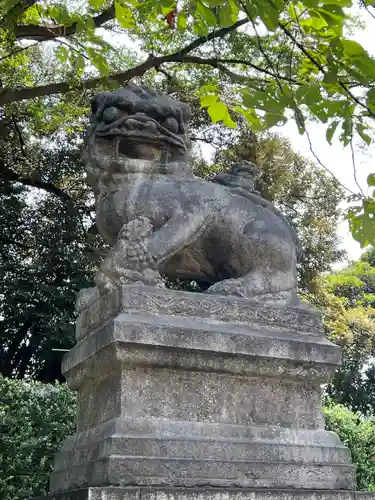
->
[324, 402, 375, 491]
[0, 376, 76, 500]
[0, 127, 101, 381]
[306, 251, 375, 415]
[1, 0, 375, 244]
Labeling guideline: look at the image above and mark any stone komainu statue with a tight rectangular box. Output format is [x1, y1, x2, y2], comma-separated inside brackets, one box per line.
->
[82, 84, 298, 304]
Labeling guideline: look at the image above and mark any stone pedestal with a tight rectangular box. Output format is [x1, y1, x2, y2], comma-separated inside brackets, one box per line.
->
[38, 487, 369, 500]
[49, 285, 355, 494]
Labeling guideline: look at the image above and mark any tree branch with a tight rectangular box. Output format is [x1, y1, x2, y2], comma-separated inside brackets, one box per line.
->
[279, 23, 375, 119]
[0, 234, 32, 250]
[14, 4, 115, 40]
[178, 18, 248, 55]
[179, 55, 301, 84]
[0, 19, 249, 105]
[0, 160, 77, 206]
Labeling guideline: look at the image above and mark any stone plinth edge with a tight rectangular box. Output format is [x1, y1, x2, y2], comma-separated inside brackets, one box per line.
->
[35, 487, 369, 500]
[75, 285, 323, 341]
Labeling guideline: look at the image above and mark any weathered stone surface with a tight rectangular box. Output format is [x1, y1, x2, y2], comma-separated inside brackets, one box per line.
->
[37, 487, 369, 500]
[50, 417, 355, 491]
[49, 286, 355, 493]
[83, 84, 299, 300]
[75, 284, 322, 341]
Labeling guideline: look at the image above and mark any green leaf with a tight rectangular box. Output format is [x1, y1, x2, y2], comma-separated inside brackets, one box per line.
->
[89, 0, 103, 8]
[55, 46, 69, 63]
[366, 88, 375, 114]
[115, 1, 136, 28]
[177, 11, 187, 30]
[193, 19, 209, 35]
[300, 15, 327, 31]
[218, 2, 238, 28]
[208, 101, 227, 122]
[317, 4, 345, 22]
[346, 206, 375, 248]
[263, 112, 286, 128]
[342, 39, 366, 57]
[200, 94, 218, 107]
[323, 0, 351, 5]
[294, 109, 305, 134]
[326, 120, 339, 145]
[74, 54, 86, 78]
[339, 117, 352, 147]
[295, 84, 322, 105]
[357, 123, 372, 146]
[234, 106, 262, 131]
[196, 1, 217, 25]
[161, 3, 177, 15]
[364, 199, 375, 215]
[303, 0, 319, 6]
[223, 108, 236, 128]
[258, 5, 279, 31]
[367, 174, 375, 187]
[323, 69, 338, 84]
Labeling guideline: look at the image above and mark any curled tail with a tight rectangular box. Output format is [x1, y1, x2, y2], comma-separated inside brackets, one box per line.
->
[212, 162, 301, 258]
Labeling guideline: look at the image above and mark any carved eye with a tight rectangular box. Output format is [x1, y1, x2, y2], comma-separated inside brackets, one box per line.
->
[103, 106, 120, 123]
[116, 95, 134, 112]
[165, 117, 179, 133]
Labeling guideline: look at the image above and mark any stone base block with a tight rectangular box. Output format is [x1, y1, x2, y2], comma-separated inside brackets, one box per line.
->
[50, 286, 355, 493]
[36, 487, 371, 500]
[50, 417, 354, 492]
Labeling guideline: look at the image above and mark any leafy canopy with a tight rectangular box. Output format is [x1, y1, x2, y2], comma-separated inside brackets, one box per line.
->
[324, 401, 375, 491]
[0, 376, 76, 500]
[2, 1, 375, 242]
[305, 251, 375, 416]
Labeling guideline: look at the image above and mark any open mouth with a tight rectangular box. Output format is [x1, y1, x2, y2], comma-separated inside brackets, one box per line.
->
[95, 113, 187, 153]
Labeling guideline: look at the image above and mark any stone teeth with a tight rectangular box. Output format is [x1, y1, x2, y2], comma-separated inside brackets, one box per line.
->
[145, 121, 157, 131]
[125, 118, 138, 130]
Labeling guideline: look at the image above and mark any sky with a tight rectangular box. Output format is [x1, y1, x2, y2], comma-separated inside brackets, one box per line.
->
[281, 118, 371, 264]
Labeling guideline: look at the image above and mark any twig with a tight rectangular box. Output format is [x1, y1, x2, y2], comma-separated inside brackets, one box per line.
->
[350, 135, 365, 196]
[304, 127, 358, 196]
[279, 200, 299, 216]
[178, 18, 248, 56]
[55, 38, 89, 60]
[179, 56, 301, 84]
[279, 23, 375, 119]
[362, 3, 375, 22]
[190, 135, 212, 143]
[13, 4, 115, 40]
[0, 41, 41, 62]
[11, 115, 27, 158]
